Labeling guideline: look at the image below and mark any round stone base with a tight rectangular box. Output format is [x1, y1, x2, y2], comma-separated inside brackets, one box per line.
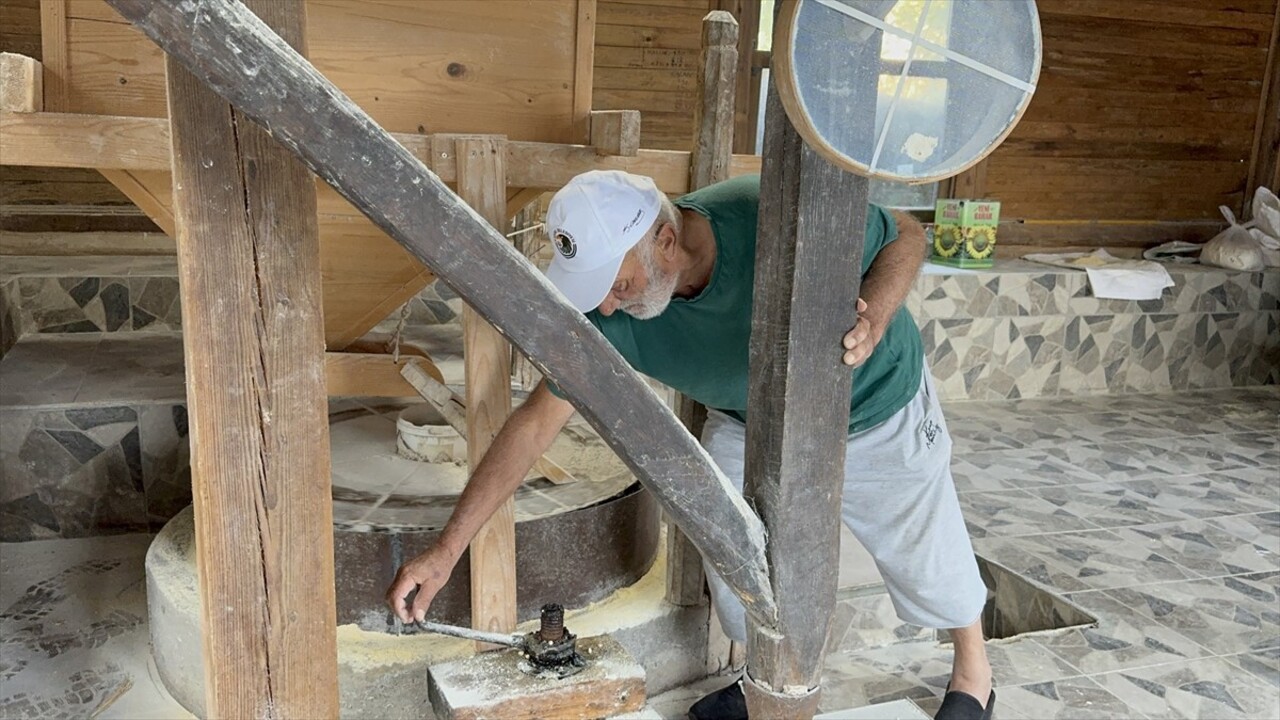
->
[147, 510, 712, 718]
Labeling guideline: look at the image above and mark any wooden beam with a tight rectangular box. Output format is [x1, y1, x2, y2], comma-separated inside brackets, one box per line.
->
[97, 169, 175, 236]
[505, 187, 544, 221]
[589, 109, 641, 156]
[456, 135, 518, 648]
[0, 53, 42, 112]
[691, 11, 739, 190]
[0, 111, 764, 194]
[104, 0, 776, 625]
[742, 85, 869, 718]
[0, 230, 174, 256]
[37, 0, 67, 111]
[324, 352, 443, 397]
[163, 1, 338, 716]
[573, 0, 597, 143]
[667, 9, 740, 610]
[1246, 3, 1280, 211]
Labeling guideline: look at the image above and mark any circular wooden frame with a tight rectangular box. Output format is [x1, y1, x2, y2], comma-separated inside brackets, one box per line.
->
[772, 0, 1043, 185]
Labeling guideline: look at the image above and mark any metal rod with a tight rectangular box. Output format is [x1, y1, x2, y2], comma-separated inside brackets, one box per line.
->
[415, 621, 523, 648]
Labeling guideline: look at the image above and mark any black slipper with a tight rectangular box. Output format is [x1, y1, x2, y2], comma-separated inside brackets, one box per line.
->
[934, 688, 995, 720]
[688, 678, 748, 720]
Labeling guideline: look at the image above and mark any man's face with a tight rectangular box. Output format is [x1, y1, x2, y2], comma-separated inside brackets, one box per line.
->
[597, 231, 679, 319]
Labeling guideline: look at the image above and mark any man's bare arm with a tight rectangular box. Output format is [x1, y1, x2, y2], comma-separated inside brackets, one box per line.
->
[842, 210, 926, 366]
[386, 380, 577, 622]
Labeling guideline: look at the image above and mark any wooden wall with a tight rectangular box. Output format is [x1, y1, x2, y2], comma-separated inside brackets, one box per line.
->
[0, 0, 153, 233]
[592, 0, 715, 150]
[6, 0, 1279, 250]
[982, 0, 1280, 247]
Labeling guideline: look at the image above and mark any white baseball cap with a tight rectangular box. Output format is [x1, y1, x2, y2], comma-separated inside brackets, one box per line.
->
[545, 170, 663, 312]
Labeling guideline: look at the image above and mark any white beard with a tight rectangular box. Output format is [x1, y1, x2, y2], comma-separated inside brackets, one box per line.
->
[620, 239, 680, 320]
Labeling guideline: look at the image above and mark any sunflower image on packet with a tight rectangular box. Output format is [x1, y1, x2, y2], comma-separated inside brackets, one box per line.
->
[931, 199, 1000, 268]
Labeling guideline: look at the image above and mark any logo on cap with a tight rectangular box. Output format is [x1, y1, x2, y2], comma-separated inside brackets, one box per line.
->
[553, 229, 577, 259]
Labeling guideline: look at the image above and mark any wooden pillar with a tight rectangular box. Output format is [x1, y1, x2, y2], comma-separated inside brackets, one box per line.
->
[742, 84, 869, 718]
[1246, 4, 1280, 214]
[456, 135, 518, 645]
[163, 1, 338, 717]
[667, 10, 740, 610]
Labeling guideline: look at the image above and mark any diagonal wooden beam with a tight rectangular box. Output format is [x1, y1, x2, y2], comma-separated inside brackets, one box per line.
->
[104, 0, 777, 626]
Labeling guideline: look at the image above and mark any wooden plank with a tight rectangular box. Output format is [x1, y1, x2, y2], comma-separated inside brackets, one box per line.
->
[593, 65, 698, 92]
[594, 45, 699, 70]
[1038, 0, 1276, 32]
[598, 1, 712, 29]
[1247, 3, 1280, 210]
[997, 220, 1226, 247]
[105, 0, 777, 625]
[590, 109, 641, 156]
[0, 52, 41, 112]
[667, 8, 739, 610]
[574, 0, 597, 143]
[594, 87, 698, 113]
[456, 135, 518, 647]
[98, 169, 174, 235]
[163, 0, 337, 716]
[37, 0, 67, 110]
[0, 111, 764, 191]
[0, 112, 172, 168]
[325, 352, 443, 397]
[596, 22, 702, 50]
[505, 187, 544, 220]
[743, 83, 868, 716]
[0, 229, 173, 255]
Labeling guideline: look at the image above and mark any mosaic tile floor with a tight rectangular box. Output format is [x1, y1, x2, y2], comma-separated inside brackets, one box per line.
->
[1, 388, 1277, 718]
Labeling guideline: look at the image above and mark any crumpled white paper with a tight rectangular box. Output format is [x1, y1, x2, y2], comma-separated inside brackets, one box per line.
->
[1024, 249, 1175, 301]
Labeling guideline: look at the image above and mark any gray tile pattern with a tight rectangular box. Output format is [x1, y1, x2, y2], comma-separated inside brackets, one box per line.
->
[913, 267, 1280, 400]
[815, 387, 1279, 717]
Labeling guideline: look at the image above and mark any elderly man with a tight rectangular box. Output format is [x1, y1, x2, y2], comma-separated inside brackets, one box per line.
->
[387, 171, 993, 720]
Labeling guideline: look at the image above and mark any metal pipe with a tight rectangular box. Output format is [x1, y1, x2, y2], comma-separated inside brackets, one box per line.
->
[415, 621, 523, 648]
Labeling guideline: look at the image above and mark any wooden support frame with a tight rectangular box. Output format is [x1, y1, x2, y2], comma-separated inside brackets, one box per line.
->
[164, 0, 338, 715]
[104, 0, 777, 625]
[455, 134, 519, 647]
[666, 9, 740, 610]
[0, 53, 42, 113]
[742, 84, 869, 718]
[0, 111, 762, 193]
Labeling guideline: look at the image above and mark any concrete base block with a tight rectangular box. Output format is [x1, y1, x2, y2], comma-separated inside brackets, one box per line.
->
[427, 636, 644, 720]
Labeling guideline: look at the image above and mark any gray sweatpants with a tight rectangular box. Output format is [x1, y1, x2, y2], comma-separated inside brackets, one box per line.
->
[700, 363, 987, 643]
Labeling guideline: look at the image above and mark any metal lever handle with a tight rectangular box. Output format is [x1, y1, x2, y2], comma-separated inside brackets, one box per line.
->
[415, 620, 523, 648]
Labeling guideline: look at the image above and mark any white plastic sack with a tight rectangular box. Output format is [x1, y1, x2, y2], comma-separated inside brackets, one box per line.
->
[1201, 206, 1264, 272]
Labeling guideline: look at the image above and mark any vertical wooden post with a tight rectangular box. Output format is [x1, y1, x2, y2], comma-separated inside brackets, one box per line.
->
[742, 84, 869, 717]
[1246, 4, 1280, 213]
[164, 1, 338, 717]
[456, 135, 518, 646]
[37, 0, 68, 112]
[666, 10, 739, 610]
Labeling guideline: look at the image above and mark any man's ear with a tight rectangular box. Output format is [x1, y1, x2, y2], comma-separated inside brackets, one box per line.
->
[657, 222, 678, 258]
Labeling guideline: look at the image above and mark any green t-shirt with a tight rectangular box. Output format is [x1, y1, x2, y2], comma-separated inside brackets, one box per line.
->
[559, 174, 922, 434]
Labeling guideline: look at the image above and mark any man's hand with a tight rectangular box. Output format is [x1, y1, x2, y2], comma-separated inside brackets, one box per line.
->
[386, 544, 457, 624]
[842, 298, 877, 367]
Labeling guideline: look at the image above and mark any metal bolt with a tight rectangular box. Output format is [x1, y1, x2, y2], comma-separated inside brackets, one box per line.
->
[539, 603, 565, 642]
